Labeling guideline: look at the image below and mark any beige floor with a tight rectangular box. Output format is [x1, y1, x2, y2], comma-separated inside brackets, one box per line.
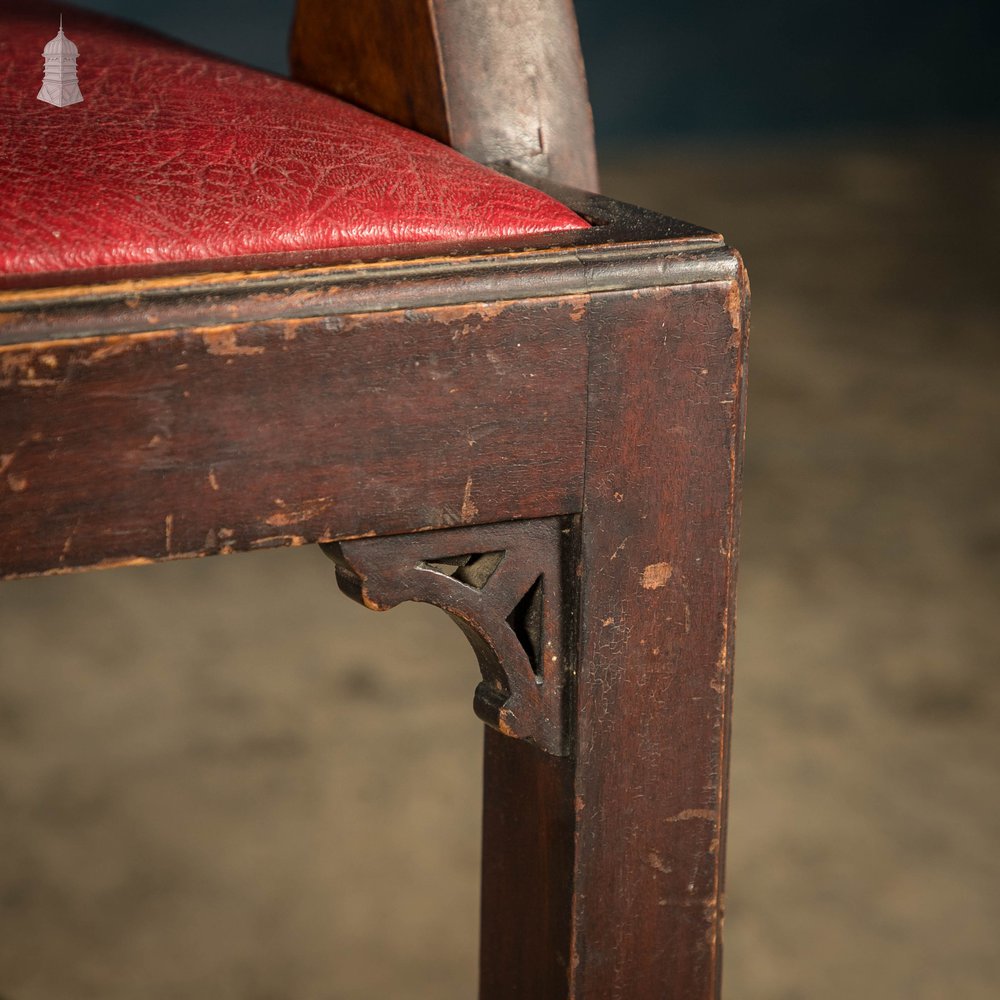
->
[1, 133, 998, 999]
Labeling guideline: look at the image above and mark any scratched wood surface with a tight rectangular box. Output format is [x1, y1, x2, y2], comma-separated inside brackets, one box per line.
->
[0, 0, 747, 989]
[477, 266, 748, 998]
[0, 192, 724, 583]
[572, 276, 747, 996]
[0, 188, 747, 998]
[0, 296, 587, 580]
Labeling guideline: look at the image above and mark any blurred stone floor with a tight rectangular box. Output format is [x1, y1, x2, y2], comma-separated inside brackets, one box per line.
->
[1, 131, 998, 999]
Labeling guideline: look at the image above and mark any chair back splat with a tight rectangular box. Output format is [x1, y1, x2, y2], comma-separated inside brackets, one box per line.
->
[290, 0, 599, 191]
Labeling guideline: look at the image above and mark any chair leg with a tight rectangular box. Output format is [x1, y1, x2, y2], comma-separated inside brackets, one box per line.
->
[480, 729, 576, 997]
[481, 277, 748, 999]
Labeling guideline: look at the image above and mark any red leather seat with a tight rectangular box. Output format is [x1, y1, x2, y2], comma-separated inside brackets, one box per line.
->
[0, 1, 587, 286]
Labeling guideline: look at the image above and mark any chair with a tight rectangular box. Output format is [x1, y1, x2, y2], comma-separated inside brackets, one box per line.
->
[0, 1, 748, 996]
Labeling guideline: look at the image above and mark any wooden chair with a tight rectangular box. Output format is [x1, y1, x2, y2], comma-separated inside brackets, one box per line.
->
[0, 1, 748, 996]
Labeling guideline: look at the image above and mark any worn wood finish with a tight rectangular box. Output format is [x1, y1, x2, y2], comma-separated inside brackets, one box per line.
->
[477, 272, 748, 998]
[290, 0, 598, 190]
[429, 0, 598, 188]
[0, 297, 587, 580]
[0, 183, 748, 997]
[0, 197, 725, 584]
[570, 277, 747, 996]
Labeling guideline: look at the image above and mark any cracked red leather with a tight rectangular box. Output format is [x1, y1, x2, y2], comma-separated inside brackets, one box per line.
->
[0, 1, 587, 281]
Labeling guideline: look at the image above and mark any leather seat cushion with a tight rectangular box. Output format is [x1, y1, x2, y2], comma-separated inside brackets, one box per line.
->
[0, 1, 588, 282]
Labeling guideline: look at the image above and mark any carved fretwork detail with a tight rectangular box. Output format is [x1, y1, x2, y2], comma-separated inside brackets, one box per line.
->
[321, 517, 577, 756]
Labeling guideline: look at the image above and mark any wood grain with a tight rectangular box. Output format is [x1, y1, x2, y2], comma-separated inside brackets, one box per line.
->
[478, 261, 748, 998]
[569, 273, 748, 997]
[0, 297, 588, 580]
[290, 0, 450, 143]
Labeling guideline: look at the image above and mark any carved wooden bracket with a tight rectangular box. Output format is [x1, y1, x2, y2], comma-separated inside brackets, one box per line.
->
[321, 517, 577, 756]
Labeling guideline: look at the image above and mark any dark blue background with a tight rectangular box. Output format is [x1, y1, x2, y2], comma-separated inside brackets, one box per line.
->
[78, 0, 999, 145]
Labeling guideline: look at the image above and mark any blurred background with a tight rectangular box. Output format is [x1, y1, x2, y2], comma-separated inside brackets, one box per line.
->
[1, 1, 998, 997]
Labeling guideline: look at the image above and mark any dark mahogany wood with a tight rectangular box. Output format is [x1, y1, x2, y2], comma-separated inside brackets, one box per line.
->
[323, 516, 578, 756]
[0, 192, 724, 584]
[290, 0, 599, 191]
[0, 297, 587, 580]
[0, 183, 748, 998]
[480, 729, 576, 997]
[572, 277, 747, 996]
[476, 255, 748, 999]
